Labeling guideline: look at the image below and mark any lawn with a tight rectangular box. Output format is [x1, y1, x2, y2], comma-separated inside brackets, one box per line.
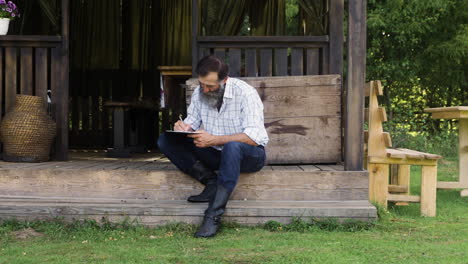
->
[0, 158, 467, 264]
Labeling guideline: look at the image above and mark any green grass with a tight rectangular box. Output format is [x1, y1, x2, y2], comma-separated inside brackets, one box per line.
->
[0, 158, 467, 264]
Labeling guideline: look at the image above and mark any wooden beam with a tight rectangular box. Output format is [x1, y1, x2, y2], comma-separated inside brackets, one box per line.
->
[388, 184, 409, 194]
[387, 194, 420, 203]
[368, 163, 388, 207]
[191, 0, 199, 76]
[344, 0, 366, 171]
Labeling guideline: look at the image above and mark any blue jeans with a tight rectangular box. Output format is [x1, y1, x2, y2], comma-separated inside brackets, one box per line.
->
[157, 133, 266, 192]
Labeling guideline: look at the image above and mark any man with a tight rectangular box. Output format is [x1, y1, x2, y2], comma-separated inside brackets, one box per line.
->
[157, 55, 268, 238]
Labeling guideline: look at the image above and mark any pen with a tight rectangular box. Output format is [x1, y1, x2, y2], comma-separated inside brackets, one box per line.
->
[179, 114, 183, 122]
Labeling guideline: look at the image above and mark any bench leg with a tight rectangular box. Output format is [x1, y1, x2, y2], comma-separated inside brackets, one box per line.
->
[368, 163, 389, 208]
[421, 165, 437, 217]
[398, 165, 411, 195]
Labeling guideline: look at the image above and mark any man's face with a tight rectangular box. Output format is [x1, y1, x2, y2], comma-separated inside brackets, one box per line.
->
[198, 72, 227, 108]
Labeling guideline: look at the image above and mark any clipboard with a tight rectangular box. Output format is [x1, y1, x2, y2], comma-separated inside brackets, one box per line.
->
[165, 130, 202, 134]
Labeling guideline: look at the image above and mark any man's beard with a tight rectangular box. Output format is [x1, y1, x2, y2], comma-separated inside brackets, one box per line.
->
[199, 83, 225, 108]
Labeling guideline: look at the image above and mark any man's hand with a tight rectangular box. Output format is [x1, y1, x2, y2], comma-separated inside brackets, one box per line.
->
[174, 121, 192, 131]
[188, 131, 218, 148]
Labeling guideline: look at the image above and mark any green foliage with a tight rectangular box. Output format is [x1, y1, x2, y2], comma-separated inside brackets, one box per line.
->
[367, 0, 468, 133]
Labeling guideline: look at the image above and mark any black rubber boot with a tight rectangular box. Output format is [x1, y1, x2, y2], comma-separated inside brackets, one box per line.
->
[194, 185, 231, 238]
[186, 161, 217, 203]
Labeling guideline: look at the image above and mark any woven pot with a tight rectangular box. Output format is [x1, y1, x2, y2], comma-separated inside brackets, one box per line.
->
[0, 95, 56, 162]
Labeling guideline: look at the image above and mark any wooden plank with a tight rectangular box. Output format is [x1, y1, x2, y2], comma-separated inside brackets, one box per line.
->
[5, 47, 17, 112]
[420, 165, 437, 216]
[437, 181, 468, 189]
[51, 47, 68, 160]
[385, 149, 406, 159]
[299, 165, 320, 172]
[290, 48, 303, 76]
[245, 48, 257, 77]
[344, 0, 366, 171]
[460, 189, 468, 197]
[260, 85, 340, 118]
[321, 46, 329, 74]
[396, 148, 441, 160]
[35, 48, 48, 109]
[387, 194, 420, 203]
[271, 165, 303, 171]
[306, 48, 319, 75]
[259, 49, 272, 76]
[0, 169, 369, 201]
[228, 48, 241, 77]
[186, 75, 341, 89]
[265, 116, 341, 164]
[0, 198, 377, 225]
[316, 165, 335, 171]
[274, 48, 288, 76]
[388, 185, 409, 194]
[20, 48, 33, 95]
[329, 0, 344, 76]
[213, 48, 225, 60]
[368, 163, 389, 207]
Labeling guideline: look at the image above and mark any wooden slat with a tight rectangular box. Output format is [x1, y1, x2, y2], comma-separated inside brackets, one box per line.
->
[5, 47, 17, 112]
[35, 48, 48, 108]
[191, 0, 199, 76]
[385, 149, 406, 159]
[387, 194, 420, 203]
[260, 48, 272, 76]
[329, 0, 344, 75]
[396, 148, 441, 160]
[245, 49, 257, 77]
[274, 48, 288, 76]
[290, 48, 303, 76]
[365, 81, 383, 96]
[306, 48, 319, 75]
[321, 46, 329, 74]
[388, 185, 409, 193]
[213, 48, 225, 60]
[229, 48, 241, 77]
[20, 48, 33, 95]
[299, 165, 321, 172]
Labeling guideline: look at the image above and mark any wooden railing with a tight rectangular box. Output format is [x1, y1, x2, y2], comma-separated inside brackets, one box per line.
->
[194, 36, 330, 77]
[0, 35, 68, 159]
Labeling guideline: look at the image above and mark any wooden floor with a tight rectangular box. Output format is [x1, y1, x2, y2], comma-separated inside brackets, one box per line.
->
[0, 151, 345, 172]
[0, 151, 376, 225]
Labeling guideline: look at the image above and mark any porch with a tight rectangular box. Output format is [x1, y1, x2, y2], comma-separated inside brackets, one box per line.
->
[0, 151, 376, 224]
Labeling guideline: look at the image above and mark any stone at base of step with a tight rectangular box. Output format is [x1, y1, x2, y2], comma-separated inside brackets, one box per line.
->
[0, 197, 377, 226]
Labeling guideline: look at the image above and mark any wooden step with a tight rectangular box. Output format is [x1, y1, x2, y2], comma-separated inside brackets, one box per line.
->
[0, 166, 368, 201]
[0, 196, 377, 225]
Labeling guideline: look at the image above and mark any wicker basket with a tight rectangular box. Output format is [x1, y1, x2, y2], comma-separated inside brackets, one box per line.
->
[0, 95, 56, 162]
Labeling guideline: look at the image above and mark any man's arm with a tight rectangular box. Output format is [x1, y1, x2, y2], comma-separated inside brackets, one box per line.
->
[188, 131, 257, 148]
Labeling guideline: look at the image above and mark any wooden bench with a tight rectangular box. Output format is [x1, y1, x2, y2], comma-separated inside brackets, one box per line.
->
[365, 81, 441, 216]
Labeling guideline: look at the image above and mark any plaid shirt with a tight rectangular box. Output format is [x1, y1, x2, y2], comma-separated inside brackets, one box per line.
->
[184, 77, 269, 150]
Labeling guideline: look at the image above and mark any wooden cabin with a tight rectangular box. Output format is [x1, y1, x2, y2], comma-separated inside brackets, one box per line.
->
[0, 0, 375, 224]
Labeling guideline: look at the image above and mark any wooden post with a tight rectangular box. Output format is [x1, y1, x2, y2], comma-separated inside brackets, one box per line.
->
[368, 163, 388, 207]
[398, 165, 411, 195]
[420, 165, 437, 217]
[191, 0, 199, 76]
[54, 0, 69, 160]
[344, 0, 366, 170]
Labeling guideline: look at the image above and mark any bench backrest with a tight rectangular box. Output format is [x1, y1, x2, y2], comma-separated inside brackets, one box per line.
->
[185, 75, 342, 164]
